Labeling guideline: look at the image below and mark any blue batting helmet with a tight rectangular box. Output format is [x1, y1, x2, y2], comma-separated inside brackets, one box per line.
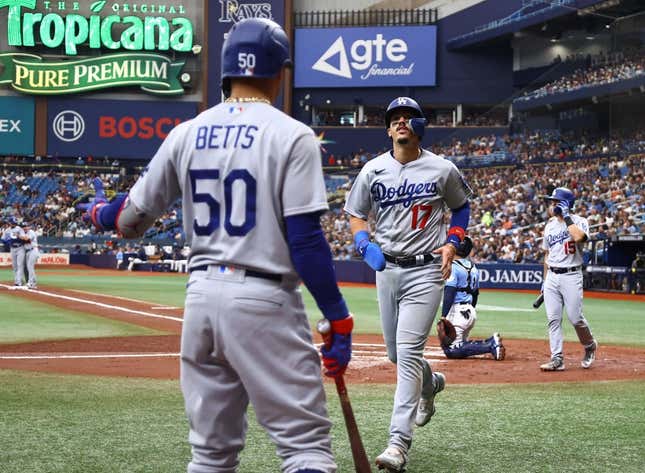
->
[385, 97, 424, 127]
[543, 187, 575, 209]
[221, 18, 292, 97]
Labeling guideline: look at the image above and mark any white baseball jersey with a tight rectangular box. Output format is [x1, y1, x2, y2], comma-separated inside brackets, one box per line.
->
[24, 229, 38, 251]
[542, 215, 589, 267]
[6, 225, 25, 247]
[344, 149, 471, 255]
[128, 102, 328, 276]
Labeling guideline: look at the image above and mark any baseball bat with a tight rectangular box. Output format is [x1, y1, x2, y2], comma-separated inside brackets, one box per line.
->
[317, 319, 372, 473]
[532, 293, 544, 309]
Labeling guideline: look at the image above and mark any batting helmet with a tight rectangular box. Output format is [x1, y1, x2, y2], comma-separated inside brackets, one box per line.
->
[221, 18, 292, 97]
[384, 97, 425, 128]
[456, 236, 473, 258]
[543, 187, 575, 209]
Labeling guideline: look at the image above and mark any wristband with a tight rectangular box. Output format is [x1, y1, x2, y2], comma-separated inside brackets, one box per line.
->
[446, 226, 465, 249]
[564, 216, 574, 226]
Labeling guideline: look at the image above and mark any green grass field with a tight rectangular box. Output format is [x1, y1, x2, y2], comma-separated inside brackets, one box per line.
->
[2, 268, 644, 345]
[1, 268, 644, 472]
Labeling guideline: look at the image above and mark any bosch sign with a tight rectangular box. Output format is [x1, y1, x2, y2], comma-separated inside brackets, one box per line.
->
[47, 99, 197, 159]
[99, 116, 183, 140]
[295, 26, 437, 88]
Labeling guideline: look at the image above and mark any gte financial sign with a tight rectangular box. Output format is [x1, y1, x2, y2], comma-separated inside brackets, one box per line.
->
[0, 0, 196, 95]
[295, 26, 437, 88]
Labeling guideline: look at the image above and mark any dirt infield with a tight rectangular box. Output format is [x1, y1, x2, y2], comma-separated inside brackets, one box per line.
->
[1, 283, 644, 384]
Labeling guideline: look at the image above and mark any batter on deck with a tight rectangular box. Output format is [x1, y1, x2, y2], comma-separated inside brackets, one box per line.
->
[540, 187, 597, 371]
[344, 97, 472, 472]
[80, 18, 353, 473]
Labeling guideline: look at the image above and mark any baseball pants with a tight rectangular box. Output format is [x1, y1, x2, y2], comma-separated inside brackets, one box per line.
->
[10, 246, 25, 285]
[180, 266, 336, 473]
[26, 249, 39, 287]
[376, 263, 443, 451]
[544, 270, 594, 359]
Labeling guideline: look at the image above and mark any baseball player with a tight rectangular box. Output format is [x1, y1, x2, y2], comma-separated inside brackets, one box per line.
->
[540, 187, 597, 371]
[6, 217, 27, 287]
[344, 97, 472, 472]
[23, 222, 40, 289]
[79, 18, 352, 473]
[438, 237, 505, 360]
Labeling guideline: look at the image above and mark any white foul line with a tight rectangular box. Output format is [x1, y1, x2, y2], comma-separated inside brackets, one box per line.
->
[0, 284, 183, 323]
[0, 353, 179, 360]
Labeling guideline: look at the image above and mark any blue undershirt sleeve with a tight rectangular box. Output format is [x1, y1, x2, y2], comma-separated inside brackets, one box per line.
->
[446, 201, 470, 247]
[95, 193, 128, 231]
[441, 286, 457, 318]
[285, 212, 348, 321]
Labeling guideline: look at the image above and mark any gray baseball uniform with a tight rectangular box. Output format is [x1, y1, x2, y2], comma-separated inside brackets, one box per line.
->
[7, 225, 26, 286]
[344, 149, 470, 450]
[542, 214, 594, 360]
[127, 101, 336, 473]
[24, 229, 39, 288]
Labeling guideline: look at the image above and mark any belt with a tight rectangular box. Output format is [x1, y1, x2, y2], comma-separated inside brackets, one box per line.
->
[549, 266, 581, 274]
[384, 253, 435, 268]
[189, 264, 282, 282]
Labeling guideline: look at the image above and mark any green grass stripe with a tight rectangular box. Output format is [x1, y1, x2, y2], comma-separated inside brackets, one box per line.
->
[2, 268, 644, 345]
[0, 293, 163, 344]
[1, 371, 643, 472]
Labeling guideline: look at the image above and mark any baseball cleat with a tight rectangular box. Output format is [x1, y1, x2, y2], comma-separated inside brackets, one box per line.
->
[540, 358, 565, 371]
[492, 333, 505, 361]
[375, 446, 408, 472]
[415, 371, 445, 427]
[581, 340, 597, 369]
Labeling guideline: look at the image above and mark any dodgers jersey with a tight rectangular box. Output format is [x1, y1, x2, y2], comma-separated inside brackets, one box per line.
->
[24, 229, 38, 251]
[128, 102, 328, 276]
[542, 214, 589, 267]
[446, 258, 479, 305]
[344, 150, 471, 255]
[6, 225, 25, 247]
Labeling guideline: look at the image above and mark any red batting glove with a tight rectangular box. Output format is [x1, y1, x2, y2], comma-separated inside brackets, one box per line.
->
[320, 314, 354, 378]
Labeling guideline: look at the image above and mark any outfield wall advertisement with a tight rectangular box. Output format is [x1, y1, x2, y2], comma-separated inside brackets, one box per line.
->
[0, 252, 69, 266]
[333, 260, 543, 289]
[47, 99, 198, 159]
[0, 96, 34, 155]
[295, 26, 437, 88]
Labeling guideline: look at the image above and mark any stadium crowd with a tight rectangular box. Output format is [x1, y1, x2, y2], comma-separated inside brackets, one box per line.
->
[321, 153, 644, 263]
[1, 130, 643, 264]
[516, 50, 645, 102]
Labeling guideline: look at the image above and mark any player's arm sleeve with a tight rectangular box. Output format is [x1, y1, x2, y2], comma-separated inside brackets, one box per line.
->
[441, 268, 458, 317]
[282, 132, 328, 217]
[285, 211, 348, 321]
[441, 286, 457, 318]
[443, 164, 472, 246]
[343, 169, 372, 219]
[116, 124, 184, 237]
[446, 201, 470, 247]
[471, 289, 479, 308]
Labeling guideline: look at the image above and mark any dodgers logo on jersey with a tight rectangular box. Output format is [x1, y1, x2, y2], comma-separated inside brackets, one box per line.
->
[371, 179, 438, 208]
[547, 230, 571, 247]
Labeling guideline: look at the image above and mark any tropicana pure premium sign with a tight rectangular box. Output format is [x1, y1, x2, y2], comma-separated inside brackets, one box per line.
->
[0, 0, 197, 95]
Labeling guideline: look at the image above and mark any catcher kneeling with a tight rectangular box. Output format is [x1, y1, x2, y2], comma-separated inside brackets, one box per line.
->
[436, 237, 505, 361]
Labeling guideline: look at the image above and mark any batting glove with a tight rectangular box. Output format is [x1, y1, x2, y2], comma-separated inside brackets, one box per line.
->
[77, 178, 108, 228]
[554, 201, 570, 217]
[354, 230, 386, 271]
[320, 315, 353, 378]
